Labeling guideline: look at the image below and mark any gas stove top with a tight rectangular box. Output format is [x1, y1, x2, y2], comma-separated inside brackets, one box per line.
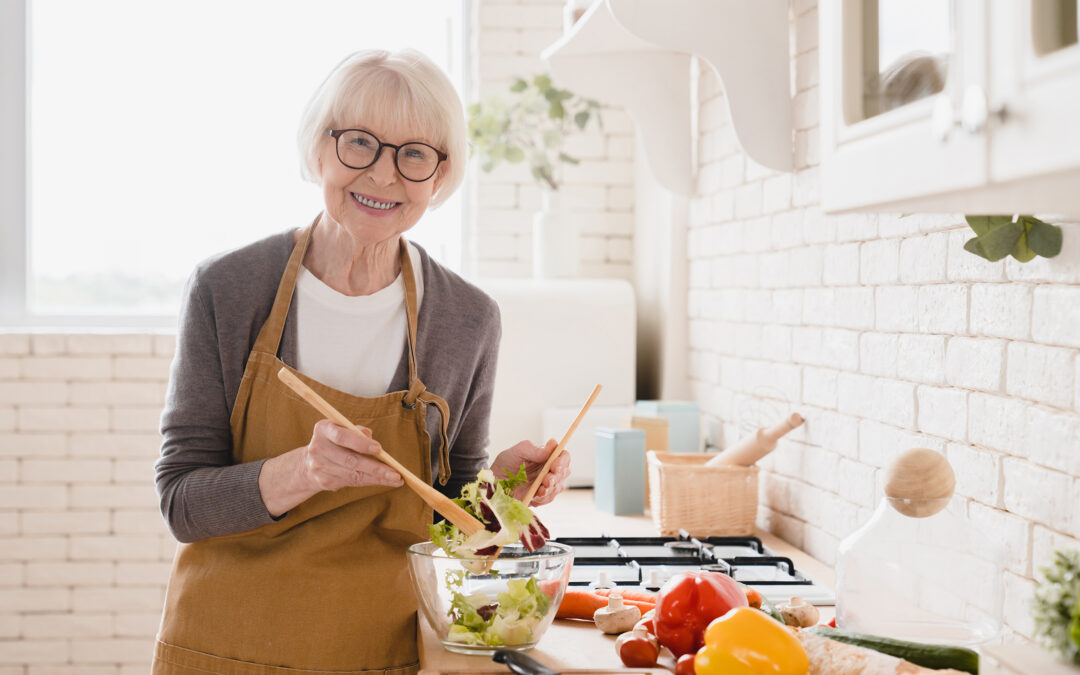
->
[552, 532, 835, 606]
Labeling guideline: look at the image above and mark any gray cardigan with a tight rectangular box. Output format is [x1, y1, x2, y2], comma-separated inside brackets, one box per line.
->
[155, 229, 501, 543]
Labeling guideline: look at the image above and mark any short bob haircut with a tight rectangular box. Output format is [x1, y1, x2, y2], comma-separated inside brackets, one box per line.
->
[297, 49, 467, 209]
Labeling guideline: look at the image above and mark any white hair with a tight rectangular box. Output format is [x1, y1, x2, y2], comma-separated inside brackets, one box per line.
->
[297, 49, 466, 208]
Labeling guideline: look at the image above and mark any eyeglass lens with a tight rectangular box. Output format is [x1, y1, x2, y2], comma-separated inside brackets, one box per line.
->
[335, 130, 441, 181]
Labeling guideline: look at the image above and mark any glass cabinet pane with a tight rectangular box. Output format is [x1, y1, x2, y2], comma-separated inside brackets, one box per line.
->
[1032, 0, 1078, 55]
[858, 0, 954, 120]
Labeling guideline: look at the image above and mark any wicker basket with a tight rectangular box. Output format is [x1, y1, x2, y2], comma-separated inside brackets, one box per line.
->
[646, 451, 759, 536]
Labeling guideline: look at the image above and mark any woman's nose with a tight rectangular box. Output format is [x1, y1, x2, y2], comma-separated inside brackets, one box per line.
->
[365, 148, 399, 185]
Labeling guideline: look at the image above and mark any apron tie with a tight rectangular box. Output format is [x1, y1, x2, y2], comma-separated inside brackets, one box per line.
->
[410, 384, 451, 486]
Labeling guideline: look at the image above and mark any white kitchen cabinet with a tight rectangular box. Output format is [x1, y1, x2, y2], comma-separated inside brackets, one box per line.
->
[820, 0, 1080, 214]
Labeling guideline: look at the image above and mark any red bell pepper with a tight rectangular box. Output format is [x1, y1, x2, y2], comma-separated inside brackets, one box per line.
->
[653, 571, 749, 657]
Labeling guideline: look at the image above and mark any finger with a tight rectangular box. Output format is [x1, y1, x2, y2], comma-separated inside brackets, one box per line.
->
[308, 438, 400, 486]
[318, 421, 383, 456]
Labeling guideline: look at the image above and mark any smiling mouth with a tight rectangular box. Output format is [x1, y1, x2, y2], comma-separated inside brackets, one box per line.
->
[352, 192, 400, 210]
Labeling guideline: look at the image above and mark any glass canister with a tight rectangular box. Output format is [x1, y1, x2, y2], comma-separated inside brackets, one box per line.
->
[835, 448, 1003, 646]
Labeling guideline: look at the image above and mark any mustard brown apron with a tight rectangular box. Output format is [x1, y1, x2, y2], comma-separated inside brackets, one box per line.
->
[154, 223, 452, 674]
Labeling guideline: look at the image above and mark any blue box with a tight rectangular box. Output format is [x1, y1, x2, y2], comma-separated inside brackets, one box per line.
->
[594, 428, 646, 515]
[634, 401, 701, 453]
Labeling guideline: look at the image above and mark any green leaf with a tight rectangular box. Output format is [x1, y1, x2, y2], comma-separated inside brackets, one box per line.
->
[505, 146, 525, 163]
[466, 103, 482, 116]
[548, 100, 565, 119]
[573, 111, 590, 130]
[557, 152, 579, 165]
[1011, 222, 1037, 263]
[532, 74, 552, 91]
[1025, 217, 1064, 258]
[972, 221, 1025, 262]
[965, 215, 1014, 236]
[542, 129, 560, 148]
[509, 78, 527, 93]
[963, 235, 991, 260]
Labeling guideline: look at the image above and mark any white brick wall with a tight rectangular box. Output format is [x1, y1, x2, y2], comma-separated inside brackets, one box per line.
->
[689, 0, 1080, 643]
[472, 0, 636, 279]
[0, 333, 174, 671]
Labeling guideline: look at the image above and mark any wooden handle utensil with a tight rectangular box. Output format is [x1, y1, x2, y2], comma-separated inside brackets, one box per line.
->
[522, 383, 602, 505]
[705, 412, 804, 467]
[277, 367, 485, 536]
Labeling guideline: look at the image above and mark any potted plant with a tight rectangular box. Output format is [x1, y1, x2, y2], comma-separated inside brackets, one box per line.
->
[467, 74, 602, 278]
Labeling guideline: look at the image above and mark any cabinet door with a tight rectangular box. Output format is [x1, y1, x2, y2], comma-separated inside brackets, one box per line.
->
[820, 0, 988, 212]
[989, 0, 1080, 183]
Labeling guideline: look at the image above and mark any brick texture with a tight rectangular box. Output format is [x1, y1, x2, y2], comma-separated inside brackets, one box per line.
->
[685, 0, 1080, 648]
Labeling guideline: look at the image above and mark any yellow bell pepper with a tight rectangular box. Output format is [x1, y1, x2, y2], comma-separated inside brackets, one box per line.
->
[693, 607, 809, 675]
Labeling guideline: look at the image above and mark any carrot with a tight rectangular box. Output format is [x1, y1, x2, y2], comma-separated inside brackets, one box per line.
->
[556, 589, 657, 621]
[556, 590, 609, 620]
[595, 588, 658, 605]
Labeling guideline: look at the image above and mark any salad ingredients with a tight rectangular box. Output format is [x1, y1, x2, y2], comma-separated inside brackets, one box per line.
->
[593, 593, 641, 634]
[555, 590, 655, 620]
[694, 607, 808, 675]
[778, 597, 820, 628]
[654, 571, 749, 657]
[1032, 548, 1080, 665]
[674, 653, 696, 675]
[634, 609, 656, 636]
[615, 628, 659, 667]
[794, 629, 968, 675]
[803, 626, 978, 674]
[429, 465, 551, 557]
[443, 570, 552, 647]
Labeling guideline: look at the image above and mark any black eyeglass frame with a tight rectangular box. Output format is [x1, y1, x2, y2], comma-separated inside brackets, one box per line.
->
[328, 128, 448, 183]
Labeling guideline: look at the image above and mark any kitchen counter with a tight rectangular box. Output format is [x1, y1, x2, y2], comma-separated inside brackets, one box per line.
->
[419, 488, 834, 674]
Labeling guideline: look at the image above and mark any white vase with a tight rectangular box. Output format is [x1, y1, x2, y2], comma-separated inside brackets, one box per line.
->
[532, 190, 580, 279]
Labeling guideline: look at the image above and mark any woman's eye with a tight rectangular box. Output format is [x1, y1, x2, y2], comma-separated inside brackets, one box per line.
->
[351, 138, 374, 148]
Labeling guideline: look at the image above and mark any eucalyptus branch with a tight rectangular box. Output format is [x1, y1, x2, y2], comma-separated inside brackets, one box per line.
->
[467, 74, 603, 191]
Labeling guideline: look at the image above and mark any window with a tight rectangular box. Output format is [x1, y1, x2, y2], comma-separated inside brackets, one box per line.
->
[1, 0, 469, 325]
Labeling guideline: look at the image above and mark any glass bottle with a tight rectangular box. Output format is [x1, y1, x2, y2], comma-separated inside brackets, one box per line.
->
[835, 448, 1003, 646]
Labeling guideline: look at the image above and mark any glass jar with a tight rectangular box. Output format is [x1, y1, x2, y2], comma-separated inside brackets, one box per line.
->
[835, 494, 1004, 645]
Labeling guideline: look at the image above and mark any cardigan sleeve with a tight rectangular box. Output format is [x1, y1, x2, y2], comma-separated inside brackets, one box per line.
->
[154, 267, 278, 543]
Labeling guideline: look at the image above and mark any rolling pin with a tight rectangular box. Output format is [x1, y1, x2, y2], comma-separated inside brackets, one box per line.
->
[705, 413, 804, 467]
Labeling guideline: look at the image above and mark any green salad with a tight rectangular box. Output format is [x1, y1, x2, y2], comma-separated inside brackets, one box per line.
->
[442, 570, 552, 646]
[428, 465, 554, 646]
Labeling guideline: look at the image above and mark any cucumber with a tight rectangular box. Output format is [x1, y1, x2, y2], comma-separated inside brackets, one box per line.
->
[803, 626, 979, 674]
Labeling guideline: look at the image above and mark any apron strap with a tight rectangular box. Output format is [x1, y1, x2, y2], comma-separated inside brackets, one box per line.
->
[252, 216, 318, 357]
[398, 239, 450, 486]
[399, 237, 421, 386]
[417, 389, 451, 486]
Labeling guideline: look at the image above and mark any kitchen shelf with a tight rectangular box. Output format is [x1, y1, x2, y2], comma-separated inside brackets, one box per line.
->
[541, 0, 793, 194]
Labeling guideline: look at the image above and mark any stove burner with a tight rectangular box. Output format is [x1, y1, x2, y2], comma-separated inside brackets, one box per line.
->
[663, 541, 699, 552]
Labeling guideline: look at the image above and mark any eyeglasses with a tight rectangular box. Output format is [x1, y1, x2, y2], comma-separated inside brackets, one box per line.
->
[328, 128, 447, 182]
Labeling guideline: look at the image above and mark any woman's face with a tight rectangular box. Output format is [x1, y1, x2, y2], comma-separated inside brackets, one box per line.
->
[317, 119, 444, 244]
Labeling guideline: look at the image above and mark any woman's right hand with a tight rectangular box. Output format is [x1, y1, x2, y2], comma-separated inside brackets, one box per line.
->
[259, 420, 402, 517]
[299, 419, 403, 491]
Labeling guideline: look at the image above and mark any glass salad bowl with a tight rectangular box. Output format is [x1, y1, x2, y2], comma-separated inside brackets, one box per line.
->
[407, 541, 573, 655]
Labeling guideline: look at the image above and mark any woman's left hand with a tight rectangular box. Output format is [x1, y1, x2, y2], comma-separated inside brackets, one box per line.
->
[489, 439, 571, 506]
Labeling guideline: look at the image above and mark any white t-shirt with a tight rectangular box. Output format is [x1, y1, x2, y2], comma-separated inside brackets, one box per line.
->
[294, 242, 424, 397]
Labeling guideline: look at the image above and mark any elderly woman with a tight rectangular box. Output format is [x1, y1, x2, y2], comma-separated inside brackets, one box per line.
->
[152, 49, 571, 674]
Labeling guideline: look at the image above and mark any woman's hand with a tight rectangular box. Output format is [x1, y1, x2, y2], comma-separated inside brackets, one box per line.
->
[298, 420, 403, 492]
[259, 420, 402, 517]
[489, 438, 571, 506]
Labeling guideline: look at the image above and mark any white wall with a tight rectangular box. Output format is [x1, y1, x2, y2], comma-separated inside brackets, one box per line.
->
[689, 0, 1080, 643]
[472, 0, 637, 279]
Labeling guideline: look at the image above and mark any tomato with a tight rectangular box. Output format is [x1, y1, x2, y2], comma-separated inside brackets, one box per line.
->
[653, 571, 749, 657]
[615, 630, 659, 667]
[675, 652, 697, 675]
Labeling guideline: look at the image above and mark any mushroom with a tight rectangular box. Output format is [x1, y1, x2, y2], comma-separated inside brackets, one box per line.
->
[777, 596, 819, 627]
[593, 593, 642, 634]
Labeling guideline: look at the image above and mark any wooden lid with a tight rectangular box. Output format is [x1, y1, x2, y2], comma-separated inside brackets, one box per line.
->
[884, 448, 956, 518]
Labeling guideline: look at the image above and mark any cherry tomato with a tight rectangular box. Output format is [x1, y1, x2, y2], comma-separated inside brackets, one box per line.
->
[675, 652, 697, 675]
